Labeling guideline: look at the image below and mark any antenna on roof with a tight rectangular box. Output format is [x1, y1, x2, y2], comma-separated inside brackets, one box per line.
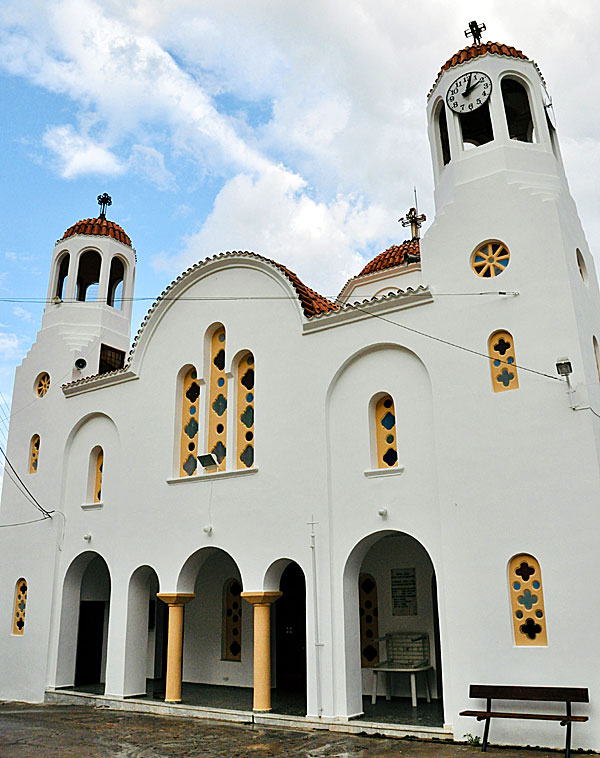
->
[97, 193, 112, 220]
[464, 20, 486, 45]
[399, 189, 426, 241]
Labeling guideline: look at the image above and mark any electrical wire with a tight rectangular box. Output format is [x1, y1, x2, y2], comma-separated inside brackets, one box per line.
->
[0, 445, 52, 518]
[0, 516, 50, 528]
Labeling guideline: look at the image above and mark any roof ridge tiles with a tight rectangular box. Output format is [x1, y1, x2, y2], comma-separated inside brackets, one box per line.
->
[59, 216, 133, 248]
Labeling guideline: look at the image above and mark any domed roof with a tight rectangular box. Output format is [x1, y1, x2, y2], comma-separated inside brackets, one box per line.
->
[60, 216, 132, 248]
[357, 239, 420, 277]
[429, 41, 528, 97]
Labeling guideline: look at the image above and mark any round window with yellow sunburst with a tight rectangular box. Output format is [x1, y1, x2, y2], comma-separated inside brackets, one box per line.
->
[35, 372, 50, 398]
[471, 241, 510, 278]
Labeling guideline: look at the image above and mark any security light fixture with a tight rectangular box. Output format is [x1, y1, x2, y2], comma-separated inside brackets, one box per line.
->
[556, 358, 573, 377]
[198, 453, 217, 468]
[75, 358, 87, 371]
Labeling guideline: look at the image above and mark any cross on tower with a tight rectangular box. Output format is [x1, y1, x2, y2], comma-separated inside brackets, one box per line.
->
[464, 20, 486, 46]
[97, 193, 112, 219]
[399, 206, 426, 241]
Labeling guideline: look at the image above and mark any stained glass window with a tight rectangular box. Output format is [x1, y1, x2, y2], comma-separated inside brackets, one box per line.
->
[223, 578, 242, 661]
[375, 395, 398, 468]
[29, 434, 40, 474]
[36, 373, 50, 398]
[236, 352, 255, 469]
[12, 578, 27, 635]
[508, 554, 547, 646]
[359, 573, 379, 666]
[93, 448, 103, 503]
[488, 331, 519, 392]
[180, 367, 200, 477]
[471, 242, 510, 278]
[208, 327, 227, 471]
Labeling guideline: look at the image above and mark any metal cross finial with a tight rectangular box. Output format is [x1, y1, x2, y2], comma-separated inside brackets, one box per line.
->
[399, 205, 426, 241]
[97, 193, 112, 219]
[464, 20, 486, 45]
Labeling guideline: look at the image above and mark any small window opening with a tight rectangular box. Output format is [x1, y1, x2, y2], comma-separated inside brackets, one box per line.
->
[56, 254, 70, 300]
[576, 249, 587, 283]
[437, 105, 451, 166]
[222, 578, 242, 661]
[12, 579, 27, 635]
[501, 78, 534, 142]
[593, 337, 600, 383]
[76, 251, 102, 302]
[107, 257, 125, 308]
[99, 344, 126, 375]
[29, 434, 40, 473]
[460, 100, 494, 148]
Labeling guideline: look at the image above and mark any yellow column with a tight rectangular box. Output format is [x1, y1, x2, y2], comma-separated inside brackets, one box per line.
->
[241, 591, 282, 712]
[157, 593, 195, 703]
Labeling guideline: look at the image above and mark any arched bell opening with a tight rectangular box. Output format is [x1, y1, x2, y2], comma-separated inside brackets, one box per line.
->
[501, 77, 535, 143]
[54, 551, 111, 693]
[107, 256, 126, 309]
[76, 250, 102, 302]
[342, 531, 444, 726]
[123, 565, 161, 698]
[55, 252, 70, 301]
[435, 101, 451, 167]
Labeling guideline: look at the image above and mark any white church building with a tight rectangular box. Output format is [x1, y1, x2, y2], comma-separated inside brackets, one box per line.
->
[1, 36, 599, 751]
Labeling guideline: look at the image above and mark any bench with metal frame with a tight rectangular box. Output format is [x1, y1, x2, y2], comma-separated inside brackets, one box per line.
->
[460, 684, 589, 758]
[370, 631, 432, 708]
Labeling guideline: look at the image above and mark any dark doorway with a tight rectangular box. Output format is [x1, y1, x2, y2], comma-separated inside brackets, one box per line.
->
[275, 563, 306, 690]
[74, 601, 105, 686]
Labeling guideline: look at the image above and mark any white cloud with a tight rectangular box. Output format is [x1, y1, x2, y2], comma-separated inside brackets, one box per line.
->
[0, 333, 20, 360]
[12, 307, 31, 322]
[128, 145, 176, 190]
[43, 124, 125, 178]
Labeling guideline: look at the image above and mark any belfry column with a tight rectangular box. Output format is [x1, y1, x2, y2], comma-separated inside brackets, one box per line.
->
[241, 591, 282, 711]
[157, 593, 195, 703]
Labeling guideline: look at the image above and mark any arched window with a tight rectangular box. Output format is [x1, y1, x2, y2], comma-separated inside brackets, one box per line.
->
[374, 394, 398, 468]
[76, 250, 102, 302]
[460, 101, 494, 148]
[576, 249, 587, 283]
[436, 102, 451, 166]
[488, 331, 519, 392]
[359, 573, 379, 666]
[207, 326, 227, 471]
[222, 578, 242, 661]
[502, 78, 534, 143]
[508, 554, 547, 646]
[180, 367, 200, 477]
[89, 447, 104, 503]
[107, 257, 125, 308]
[12, 578, 27, 635]
[29, 434, 40, 473]
[236, 352, 255, 469]
[55, 253, 70, 300]
[593, 337, 600, 383]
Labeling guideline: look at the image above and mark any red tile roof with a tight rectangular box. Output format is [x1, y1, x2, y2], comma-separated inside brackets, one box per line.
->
[429, 42, 528, 96]
[262, 256, 337, 317]
[358, 239, 420, 277]
[60, 217, 132, 248]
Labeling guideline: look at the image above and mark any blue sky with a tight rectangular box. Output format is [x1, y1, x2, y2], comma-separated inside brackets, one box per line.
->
[1, 0, 599, 433]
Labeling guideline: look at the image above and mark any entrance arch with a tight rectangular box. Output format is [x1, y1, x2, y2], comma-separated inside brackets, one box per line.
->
[343, 531, 443, 724]
[123, 565, 160, 697]
[55, 551, 111, 692]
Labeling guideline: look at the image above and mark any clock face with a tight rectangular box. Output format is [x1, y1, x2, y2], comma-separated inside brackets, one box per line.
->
[446, 71, 492, 114]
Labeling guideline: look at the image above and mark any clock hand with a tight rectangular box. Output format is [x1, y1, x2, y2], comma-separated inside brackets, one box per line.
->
[464, 77, 482, 96]
[462, 73, 472, 97]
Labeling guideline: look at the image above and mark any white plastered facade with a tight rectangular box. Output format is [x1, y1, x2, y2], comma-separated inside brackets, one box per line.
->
[1, 46, 600, 751]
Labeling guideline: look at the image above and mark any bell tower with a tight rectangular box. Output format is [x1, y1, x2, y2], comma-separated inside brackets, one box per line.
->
[40, 194, 136, 381]
[420, 28, 600, 410]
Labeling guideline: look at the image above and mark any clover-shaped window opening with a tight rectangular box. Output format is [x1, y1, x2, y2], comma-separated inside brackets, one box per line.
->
[488, 330, 519, 393]
[359, 573, 380, 667]
[236, 351, 255, 470]
[179, 365, 200, 477]
[471, 241, 510, 278]
[29, 434, 40, 474]
[12, 578, 27, 636]
[35, 372, 50, 398]
[222, 578, 243, 661]
[373, 394, 398, 469]
[508, 554, 547, 646]
[207, 325, 227, 472]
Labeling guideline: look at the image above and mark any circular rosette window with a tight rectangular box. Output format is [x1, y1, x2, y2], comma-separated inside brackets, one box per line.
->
[35, 372, 51, 398]
[471, 241, 510, 278]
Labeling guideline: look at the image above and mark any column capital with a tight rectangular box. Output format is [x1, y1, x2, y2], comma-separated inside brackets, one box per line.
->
[241, 591, 282, 606]
[157, 593, 195, 606]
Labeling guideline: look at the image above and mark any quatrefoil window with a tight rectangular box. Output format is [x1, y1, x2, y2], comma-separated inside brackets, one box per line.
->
[508, 554, 547, 646]
[471, 241, 510, 278]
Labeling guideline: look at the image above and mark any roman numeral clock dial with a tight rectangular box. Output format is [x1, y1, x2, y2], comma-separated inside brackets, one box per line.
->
[446, 71, 492, 113]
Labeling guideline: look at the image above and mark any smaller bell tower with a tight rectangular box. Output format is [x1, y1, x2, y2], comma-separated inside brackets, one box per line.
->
[40, 194, 136, 381]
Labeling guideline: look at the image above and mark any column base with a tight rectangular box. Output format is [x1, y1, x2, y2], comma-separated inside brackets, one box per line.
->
[165, 699, 182, 704]
[253, 708, 272, 712]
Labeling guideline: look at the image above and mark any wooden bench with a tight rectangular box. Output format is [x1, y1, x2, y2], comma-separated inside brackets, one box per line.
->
[370, 632, 432, 708]
[460, 684, 589, 758]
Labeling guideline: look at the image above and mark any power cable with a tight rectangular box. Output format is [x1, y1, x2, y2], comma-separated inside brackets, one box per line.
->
[0, 516, 50, 528]
[0, 445, 52, 518]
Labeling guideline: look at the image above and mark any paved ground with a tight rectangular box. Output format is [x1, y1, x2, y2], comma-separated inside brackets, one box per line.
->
[0, 703, 597, 757]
